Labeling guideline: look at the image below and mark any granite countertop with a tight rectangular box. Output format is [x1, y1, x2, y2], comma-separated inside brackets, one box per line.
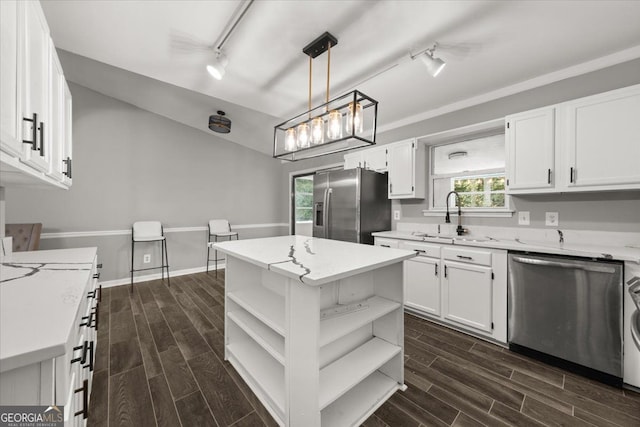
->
[0, 247, 97, 373]
[214, 235, 415, 286]
[372, 230, 640, 263]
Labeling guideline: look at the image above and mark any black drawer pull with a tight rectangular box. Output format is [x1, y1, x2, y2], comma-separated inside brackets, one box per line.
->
[547, 168, 551, 184]
[80, 310, 96, 329]
[97, 263, 103, 269]
[456, 255, 473, 260]
[414, 249, 426, 254]
[22, 113, 37, 150]
[83, 341, 94, 372]
[87, 291, 96, 299]
[444, 265, 448, 278]
[93, 272, 100, 279]
[434, 264, 438, 276]
[380, 244, 390, 248]
[74, 379, 89, 419]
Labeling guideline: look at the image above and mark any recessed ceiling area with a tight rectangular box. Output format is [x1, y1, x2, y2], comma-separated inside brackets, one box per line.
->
[41, 1, 640, 156]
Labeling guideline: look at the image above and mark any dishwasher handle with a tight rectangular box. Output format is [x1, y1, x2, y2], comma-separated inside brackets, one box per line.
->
[510, 255, 617, 274]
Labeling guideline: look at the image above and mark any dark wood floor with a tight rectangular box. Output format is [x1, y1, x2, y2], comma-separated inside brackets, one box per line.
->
[89, 271, 640, 427]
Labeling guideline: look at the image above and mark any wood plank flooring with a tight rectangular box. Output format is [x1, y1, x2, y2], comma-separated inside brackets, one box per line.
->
[89, 271, 640, 427]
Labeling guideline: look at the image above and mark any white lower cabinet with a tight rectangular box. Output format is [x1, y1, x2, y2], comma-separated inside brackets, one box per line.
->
[376, 236, 507, 343]
[442, 260, 493, 332]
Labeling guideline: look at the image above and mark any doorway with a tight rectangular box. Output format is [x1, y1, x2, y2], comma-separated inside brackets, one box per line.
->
[291, 173, 314, 236]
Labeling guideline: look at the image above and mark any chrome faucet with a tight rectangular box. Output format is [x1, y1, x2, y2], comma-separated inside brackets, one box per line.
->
[558, 229, 564, 244]
[445, 191, 466, 236]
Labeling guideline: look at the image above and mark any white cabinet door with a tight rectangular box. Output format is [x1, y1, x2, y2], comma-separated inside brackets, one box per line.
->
[505, 107, 555, 192]
[388, 140, 415, 198]
[405, 256, 440, 316]
[47, 40, 65, 182]
[363, 146, 388, 172]
[442, 261, 492, 332]
[343, 152, 362, 170]
[20, 0, 50, 173]
[0, 0, 23, 157]
[562, 85, 640, 189]
[61, 82, 72, 186]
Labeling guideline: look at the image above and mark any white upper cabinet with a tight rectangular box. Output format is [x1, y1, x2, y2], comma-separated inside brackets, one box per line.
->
[20, 0, 51, 173]
[0, 0, 22, 157]
[387, 139, 425, 199]
[47, 40, 65, 182]
[61, 82, 72, 186]
[343, 145, 388, 172]
[560, 84, 640, 190]
[505, 106, 555, 193]
[506, 84, 640, 194]
[0, 0, 71, 189]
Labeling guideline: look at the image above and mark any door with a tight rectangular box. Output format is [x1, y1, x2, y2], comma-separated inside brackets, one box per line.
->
[0, 0, 23, 157]
[326, 169, 359, 243]
[505, 107, 555, 192]
[388, 140, 415, 198]
[47, 40, 65, 181]
[363, 146, 388, 172]
[563, 85, 640, 189]
[291, 173, 314, 236]
[61, 82, 72, 186]
[442, 261, 492, 332]
[20, 0, 50, 172]
[405, 256, 440, 316]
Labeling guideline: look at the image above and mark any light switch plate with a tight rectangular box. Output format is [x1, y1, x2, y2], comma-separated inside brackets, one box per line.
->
[393, 210, 400, 220]
[545, 212, 559, 226]
[518, 211, 530, 225]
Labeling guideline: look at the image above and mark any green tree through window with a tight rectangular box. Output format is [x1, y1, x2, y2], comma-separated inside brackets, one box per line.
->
[294, 177, 314, 221]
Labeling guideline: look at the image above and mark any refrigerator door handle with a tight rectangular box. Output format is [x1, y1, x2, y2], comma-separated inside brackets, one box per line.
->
[324, 188, 332, 238]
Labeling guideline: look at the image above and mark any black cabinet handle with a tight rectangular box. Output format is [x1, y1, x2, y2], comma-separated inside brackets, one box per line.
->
[38, 122, 44, 156]
[434, 263, 438, 276]
[414, 249, 425, 254]
[74, 379, 89, 419]
[570, 167, 574, 183]
[63, 157, 72, 178]
[80, 310, 96, 329]
[98, 285, 102, 303]
[22, 113, 37, 150]
[97, 263, 103, 269]
[547, 168, 551, 184]
[83, 341, 94, 372]
[94, 306, 99, 331]
[93, 273, 100, 279]
[456, 255, 473, 260]
[380, 244, 390, 248]
[444, 265, 448, 278]
[71, 340, 95, 371]
[87, 291, 96, 299]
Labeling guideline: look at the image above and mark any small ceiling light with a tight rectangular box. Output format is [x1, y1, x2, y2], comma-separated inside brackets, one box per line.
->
[209, 110, 231, 133]
[448, 151, 467, 159]
[416, 43, 446, 77]
[206, 50, 228, 80]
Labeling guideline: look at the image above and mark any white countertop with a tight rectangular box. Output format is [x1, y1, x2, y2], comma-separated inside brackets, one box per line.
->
[214, 235, 416, 286]
[0, 247, 97, 373]
[372, 230, 640, 263]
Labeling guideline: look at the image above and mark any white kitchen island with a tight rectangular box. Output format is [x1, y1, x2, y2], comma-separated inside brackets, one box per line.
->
[214, 235, 416, 427]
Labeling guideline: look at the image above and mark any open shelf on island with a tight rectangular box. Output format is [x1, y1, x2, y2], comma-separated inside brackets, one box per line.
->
[227, 287, 285, 336]
[227, 339, 285, 422]
[321, 370, 400, 427]
[319, 296, 400, 347]
[228, 310, 285, 365]
[319, 337, 401, 410]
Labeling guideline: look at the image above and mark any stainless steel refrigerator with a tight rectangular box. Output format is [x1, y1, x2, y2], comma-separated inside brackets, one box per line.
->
[312, 168, 390, 244]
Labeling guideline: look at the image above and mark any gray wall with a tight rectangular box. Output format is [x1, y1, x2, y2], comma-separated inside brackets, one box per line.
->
[282, 58, 640, 233]
[5, 83, 288, 281]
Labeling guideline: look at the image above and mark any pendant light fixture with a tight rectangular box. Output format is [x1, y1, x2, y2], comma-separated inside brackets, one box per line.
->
[274, 32, 378, 161]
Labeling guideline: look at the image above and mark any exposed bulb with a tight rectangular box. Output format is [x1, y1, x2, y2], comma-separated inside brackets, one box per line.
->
[327, 110, 342, 140]
[346, 102, 363, 134]
[297, 123, 310, 148]
[284, 128, 296, 151]
[311, 117, 324, 145]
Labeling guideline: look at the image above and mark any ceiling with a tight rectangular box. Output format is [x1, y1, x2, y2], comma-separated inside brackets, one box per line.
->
[41, 1, 640, 156]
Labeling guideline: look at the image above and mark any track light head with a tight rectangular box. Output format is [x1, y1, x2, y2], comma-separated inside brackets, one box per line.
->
[420, 44, 446, 77]
[206, 50, 229, 80]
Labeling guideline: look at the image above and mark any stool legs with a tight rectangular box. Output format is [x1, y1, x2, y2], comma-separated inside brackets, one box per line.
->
[164, 239, 170, 286]
[130, 239, 170, 293]
[130, 237, 135, 293]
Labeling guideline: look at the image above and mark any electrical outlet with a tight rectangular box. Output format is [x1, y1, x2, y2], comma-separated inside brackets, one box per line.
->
[545, 212, 559, 226]
[143, 254, 151, 264]
[393, 210, 400, 220]
[518, 211, 530, 226]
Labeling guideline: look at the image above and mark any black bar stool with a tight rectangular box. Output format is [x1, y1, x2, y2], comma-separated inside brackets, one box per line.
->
[131, 221, 170, 292]
[207, 219, 238, 276]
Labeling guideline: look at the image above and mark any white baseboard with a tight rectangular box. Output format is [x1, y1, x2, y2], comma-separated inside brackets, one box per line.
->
[98, 263, 225, 288]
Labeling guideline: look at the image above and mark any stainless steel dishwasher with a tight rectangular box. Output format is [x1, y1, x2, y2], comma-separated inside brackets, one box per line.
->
[508, 252, 623, 386]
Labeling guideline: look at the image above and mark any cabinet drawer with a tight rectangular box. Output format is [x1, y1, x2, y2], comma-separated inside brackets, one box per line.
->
[400, 241, 441, 258]
[443, 247, 491, 266]
[374, 237, 399, 249]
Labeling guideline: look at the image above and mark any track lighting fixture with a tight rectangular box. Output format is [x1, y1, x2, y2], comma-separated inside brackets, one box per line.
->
[206, 50, 228, 80]
[421, 43, 446, 77]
